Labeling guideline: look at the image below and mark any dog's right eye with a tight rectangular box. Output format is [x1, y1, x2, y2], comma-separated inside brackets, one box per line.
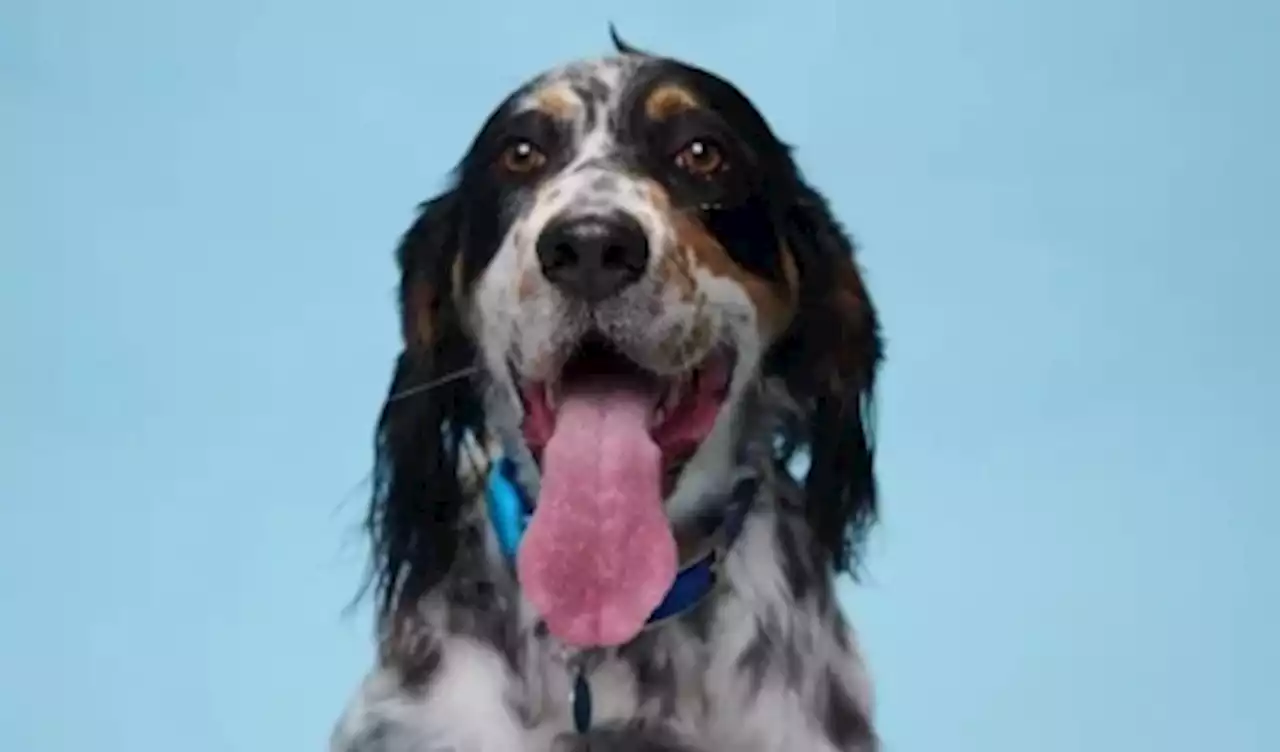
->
[498, 139, 547, 176]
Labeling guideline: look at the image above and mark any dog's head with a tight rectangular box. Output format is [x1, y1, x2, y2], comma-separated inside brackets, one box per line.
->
[367, 32, 882, 624]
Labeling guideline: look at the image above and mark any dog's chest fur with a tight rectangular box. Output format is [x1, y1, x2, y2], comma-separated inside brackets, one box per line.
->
[333, 459, 876, 752]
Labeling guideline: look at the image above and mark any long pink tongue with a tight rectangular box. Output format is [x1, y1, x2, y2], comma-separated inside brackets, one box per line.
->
[516, 381, 676, 647]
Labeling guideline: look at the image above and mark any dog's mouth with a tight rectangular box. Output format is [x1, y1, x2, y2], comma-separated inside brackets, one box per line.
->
[511, 333, 736, 647]
[518, 334, 735, 479]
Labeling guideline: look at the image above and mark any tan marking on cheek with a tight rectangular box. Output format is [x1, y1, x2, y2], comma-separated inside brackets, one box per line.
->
[532, 84, 578, 120]
[657, 242, 698, 302]
[641, 179, 672, 211]
[639, 180, 695, 303]
[645, 84, 701, 121]
[671, 212, 797, 341]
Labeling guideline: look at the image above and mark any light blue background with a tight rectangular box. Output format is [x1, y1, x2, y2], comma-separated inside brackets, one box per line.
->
[2, 0, 1276, 750]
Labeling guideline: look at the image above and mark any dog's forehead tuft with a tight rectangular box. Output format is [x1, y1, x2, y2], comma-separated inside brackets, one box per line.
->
[516, 55, 646, 118]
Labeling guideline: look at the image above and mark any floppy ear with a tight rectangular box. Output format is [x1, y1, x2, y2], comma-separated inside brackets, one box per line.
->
[365, 189, 486, 621]
[770, 181, 884, 576]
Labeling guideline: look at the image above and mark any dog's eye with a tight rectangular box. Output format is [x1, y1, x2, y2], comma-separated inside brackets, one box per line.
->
[499, 139, 547, 175]
[674, 138, 726, 177]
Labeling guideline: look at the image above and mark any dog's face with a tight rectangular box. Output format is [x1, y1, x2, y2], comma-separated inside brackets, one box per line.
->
[370, 37, 882, 619]
[457, 53, 809, 517]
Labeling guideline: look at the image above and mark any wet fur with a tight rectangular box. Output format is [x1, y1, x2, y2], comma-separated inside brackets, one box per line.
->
[334, 31, 883, 752]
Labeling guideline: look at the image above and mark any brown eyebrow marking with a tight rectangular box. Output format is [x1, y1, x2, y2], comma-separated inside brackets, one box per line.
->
[644, 84, 701, 121]
[639, 177, 798, 340]
[531, 84, 579, 120]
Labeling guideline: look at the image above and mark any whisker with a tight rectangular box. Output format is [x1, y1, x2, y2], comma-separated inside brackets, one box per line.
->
[387, 365, 481, 403]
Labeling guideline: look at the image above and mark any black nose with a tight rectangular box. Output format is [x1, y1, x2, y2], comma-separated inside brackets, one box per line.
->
[536, 213, 650, 302]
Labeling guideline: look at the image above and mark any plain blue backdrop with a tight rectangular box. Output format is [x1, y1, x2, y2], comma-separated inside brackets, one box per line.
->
[2, 0, 1276, 750]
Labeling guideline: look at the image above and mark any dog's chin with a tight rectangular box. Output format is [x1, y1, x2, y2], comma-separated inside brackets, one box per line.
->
[515, 333, 736, 497]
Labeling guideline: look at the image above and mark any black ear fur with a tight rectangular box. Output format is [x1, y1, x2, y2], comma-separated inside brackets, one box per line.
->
[770, 182, 883, 576]
[365, 190, 486, 621]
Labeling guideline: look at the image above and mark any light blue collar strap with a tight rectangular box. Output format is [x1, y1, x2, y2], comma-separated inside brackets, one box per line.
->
[484, 456, 753, 629]
[485, 457, 530, 560]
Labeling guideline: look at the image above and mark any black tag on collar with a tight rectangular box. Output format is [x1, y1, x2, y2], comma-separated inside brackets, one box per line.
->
[571, 669, 592, 733]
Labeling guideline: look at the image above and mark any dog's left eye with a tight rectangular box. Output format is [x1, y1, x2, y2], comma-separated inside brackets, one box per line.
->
[674, 138, 726, 177]
[499, 139, 547, 175]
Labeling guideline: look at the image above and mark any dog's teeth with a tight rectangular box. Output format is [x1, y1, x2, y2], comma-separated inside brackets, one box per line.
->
[546, 383, 558, 411]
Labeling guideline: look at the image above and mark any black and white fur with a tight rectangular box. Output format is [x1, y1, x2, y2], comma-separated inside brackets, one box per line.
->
[333, 32, 884, 752]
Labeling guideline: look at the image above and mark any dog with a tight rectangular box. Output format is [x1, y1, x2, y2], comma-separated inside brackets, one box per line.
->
[331, 29, 884, 752]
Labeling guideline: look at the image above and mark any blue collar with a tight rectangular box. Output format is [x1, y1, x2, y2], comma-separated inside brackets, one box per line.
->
[485, 456, 753, 628]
